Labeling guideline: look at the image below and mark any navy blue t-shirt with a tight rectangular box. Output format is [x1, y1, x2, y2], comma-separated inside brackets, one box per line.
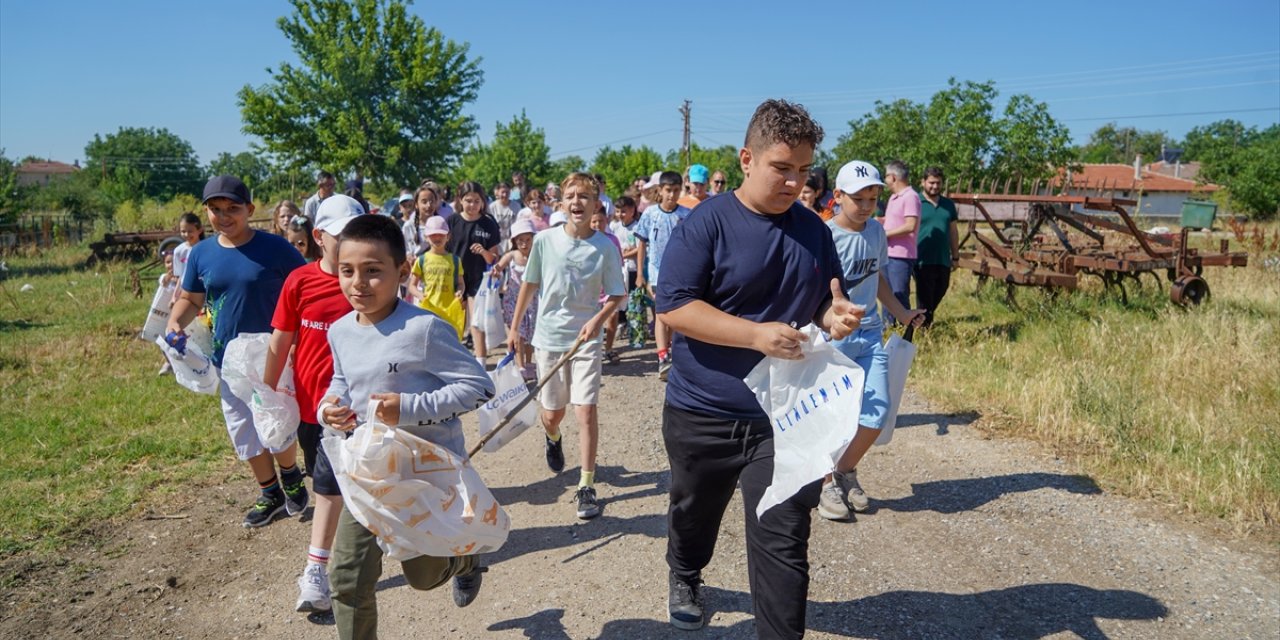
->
[182, 231, 306, 367]
[656, 193, 844, 419]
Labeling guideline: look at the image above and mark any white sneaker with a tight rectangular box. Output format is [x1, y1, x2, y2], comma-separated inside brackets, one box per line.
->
[157, 362, 172, 375]
[817, 479, 851, 521]
[837, 468, 870, 512]
[296, 562, 331, 613]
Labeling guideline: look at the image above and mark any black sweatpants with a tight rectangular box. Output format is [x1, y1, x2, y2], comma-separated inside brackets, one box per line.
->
[663, 404, 821, 640]
[914, 264, 952, 327]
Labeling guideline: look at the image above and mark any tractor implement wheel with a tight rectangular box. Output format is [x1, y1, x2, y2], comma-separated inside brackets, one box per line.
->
[1171, 275, 1210, 306]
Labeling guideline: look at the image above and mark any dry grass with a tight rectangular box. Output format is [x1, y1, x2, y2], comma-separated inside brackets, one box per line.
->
[912, 229, 1279, 540]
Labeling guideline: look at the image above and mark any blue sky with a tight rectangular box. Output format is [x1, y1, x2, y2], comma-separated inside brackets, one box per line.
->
[1, 0, 1277, 168]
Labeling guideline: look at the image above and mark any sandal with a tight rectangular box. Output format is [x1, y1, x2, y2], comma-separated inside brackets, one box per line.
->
[605, 350, 621, 364]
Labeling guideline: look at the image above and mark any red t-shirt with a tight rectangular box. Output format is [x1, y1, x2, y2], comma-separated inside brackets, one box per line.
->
[270, 262, 352, 420]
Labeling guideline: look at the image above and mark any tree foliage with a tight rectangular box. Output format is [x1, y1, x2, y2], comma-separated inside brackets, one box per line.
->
[547, 155, 587, 186]
[664, 143, 743, 190]
[589, 145, 665, 198]
[0, 150, 17, 223]
[239, 0, 483, 187]
[1195, 123, 1280, 219]
[207, 152, 273, 193]
[1076, 123, 1175, 164]
[450, 111, 552, 190]
[82, 126, 204, 202]
[831, 79, 1071, 189]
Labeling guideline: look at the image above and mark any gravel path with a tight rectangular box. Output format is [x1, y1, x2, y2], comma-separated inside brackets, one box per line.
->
[3, 347, 1276, 639]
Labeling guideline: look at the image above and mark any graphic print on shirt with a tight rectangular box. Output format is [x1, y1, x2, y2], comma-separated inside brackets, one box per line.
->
[844, 258, 879, 289]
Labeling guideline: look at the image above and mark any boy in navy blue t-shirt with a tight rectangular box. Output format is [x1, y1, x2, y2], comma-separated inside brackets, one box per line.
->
[655, 100, 865, 638]
[167, 176, 308, 528]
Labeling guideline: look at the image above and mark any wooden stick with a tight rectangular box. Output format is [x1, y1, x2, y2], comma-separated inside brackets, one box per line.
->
[468, 336, 586, 458]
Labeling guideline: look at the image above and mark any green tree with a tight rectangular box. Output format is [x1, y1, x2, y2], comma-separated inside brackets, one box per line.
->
[239, 0, 483, 187]
[664, 143, 744, 190]
[1076, 124, 1175, 164]
[546, 155, 587, 186]
[83, 126, 204, 201]
[451, 111, 552, 190]
[207, 152, 273, 193]
[831, 79, 1071, 189]
[1182, 119, 1258, 167]
[1200, 124, 1280, 219]
[0, 150, 18, 223]
[590, 145, 665, 198]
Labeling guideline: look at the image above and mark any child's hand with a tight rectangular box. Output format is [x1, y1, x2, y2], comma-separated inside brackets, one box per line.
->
[369, 393, 401, 425]
[454, 290, 463, 300]
[322, 401, 357, 431]
[898, 308, 926, 328]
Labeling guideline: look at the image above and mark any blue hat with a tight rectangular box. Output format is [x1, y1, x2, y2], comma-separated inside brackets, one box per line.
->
[202, 175, 251, 204]
[688, 164, 710, 184]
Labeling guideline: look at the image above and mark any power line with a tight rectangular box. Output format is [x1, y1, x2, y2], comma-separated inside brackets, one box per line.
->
[1063, 106, 1280, 122]
[548, 128, 680, 159]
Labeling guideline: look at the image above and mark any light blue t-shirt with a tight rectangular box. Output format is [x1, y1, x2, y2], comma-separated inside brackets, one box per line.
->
[524, 226, 626, 352]
[828, 217, 888, 334]
[634, 204, 691, 284]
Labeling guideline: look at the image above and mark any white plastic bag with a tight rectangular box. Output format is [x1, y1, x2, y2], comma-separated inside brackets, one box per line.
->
[470, 269, 505, 347]
[185, 315, 214, 357]
[874, 333, 917, 446]
[155, 335, 220, 395]
[744, 324, 865, 518]
[476, 354, 539, 453]
[222, 333, 300, 450]
[140, 280, 177, 343]
[323, 411, 511, 561]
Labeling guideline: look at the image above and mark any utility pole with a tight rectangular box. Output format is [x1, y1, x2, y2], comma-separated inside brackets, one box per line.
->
[679, 100, 692, 169]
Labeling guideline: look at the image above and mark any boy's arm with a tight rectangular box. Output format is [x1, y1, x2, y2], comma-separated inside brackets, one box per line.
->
[635, 240, 648, 288]
[263, 329, 295, 391]
[318, 334, 355, 430]
[396, 320, 495, 426]
[166, 291, 206, 335]
[579, 294, 625, 343]
[876, 273, 924, 327]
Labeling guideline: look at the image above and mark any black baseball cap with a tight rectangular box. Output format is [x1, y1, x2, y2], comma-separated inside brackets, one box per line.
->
[202, 175, 251, 204]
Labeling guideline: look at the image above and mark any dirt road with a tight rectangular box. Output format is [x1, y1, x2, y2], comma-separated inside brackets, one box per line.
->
[2, 347, 1276, 639]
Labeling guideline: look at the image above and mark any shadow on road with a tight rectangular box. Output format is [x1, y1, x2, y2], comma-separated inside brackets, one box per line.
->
[872, 472, 1101, 515]
[488, 583, 1167, 639]
[893, 410, 980, 435]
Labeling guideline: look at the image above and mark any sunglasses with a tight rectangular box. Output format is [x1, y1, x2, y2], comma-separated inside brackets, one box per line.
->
[713, 180, 726, 185]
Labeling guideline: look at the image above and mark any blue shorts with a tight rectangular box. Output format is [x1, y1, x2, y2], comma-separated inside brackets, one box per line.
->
[833, 327, 890, 430]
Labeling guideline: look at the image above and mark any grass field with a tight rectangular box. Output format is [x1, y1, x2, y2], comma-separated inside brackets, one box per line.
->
[911, 230, 1279, 539]
[0, 229, 1276, 557]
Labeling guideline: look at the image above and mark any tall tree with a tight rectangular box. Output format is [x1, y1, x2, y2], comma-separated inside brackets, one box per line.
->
[1199, 124, 1280, 219]
[82, 126, 204, 201]
[239, 0, 483, 187]
[663, 143, 744, 190]
[450, 111, 552, 191]
[832, 79, 1072, 189]
[590, 145, 665, 198]
[1182, 119, 1258, 166]
[1076, 124, 1175, 164]
[207, 152, 273, 194]
[0, 150, 17, 223]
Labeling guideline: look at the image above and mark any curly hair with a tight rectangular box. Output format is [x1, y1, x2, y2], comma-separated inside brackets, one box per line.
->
[744, 99, 824, 151]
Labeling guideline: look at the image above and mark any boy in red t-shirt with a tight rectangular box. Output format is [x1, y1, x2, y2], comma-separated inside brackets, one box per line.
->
[264, 195, 362, 615]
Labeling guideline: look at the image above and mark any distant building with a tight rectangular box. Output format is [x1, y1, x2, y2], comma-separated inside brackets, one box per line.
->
[1048, 158, 1219, 217]
[16, 160, 79, 187]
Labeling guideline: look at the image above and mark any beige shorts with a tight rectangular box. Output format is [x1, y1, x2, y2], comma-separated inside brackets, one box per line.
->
[535, 341, 602, 410]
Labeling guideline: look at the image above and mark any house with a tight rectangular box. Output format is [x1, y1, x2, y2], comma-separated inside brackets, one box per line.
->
[1048, 158, 1219, 217]
[16, 160, 79, 187]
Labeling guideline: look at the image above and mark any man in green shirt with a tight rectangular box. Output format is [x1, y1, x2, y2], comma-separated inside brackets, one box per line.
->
[914, 166, 959, 326]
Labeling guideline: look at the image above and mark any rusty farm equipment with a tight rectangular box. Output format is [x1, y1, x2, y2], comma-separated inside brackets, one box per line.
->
[951, 193, 1248, 306]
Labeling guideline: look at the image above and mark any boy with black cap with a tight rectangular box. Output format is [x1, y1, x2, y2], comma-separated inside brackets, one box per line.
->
[167, 175, 308, 528]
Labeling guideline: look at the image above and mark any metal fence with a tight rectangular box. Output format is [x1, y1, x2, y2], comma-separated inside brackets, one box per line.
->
[0, 215, 109, 253]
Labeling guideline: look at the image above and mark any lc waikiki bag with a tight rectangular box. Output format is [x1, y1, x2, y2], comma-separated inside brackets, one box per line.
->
[155, 334, 220, 395]
[475, 354, 538, 453]
[322, 405, 511, 561]
[470, 268, 506, 347]
[221, 333, 300, 450]
[744, 324, 865, 518]
[874, 330, 917, 446]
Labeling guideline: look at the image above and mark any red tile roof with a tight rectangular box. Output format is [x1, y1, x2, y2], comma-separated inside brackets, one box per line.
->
[17, 161, 79, 174]
[1052, 163, 1218, 193]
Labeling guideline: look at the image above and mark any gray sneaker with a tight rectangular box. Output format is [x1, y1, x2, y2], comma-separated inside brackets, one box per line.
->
[817, 479, 851, 521]
[295, 561, 331, 613]
[837, 468, 869, 512]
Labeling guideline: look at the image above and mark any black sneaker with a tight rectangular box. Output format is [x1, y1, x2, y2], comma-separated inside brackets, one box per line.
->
[668, 571, 705, 630]
[243, 492, 286, 528]
[452, 563, 488, 608]
[574, 486, 601, 519]
[283, 478, 310, 516]
[544, 435, 565, 473]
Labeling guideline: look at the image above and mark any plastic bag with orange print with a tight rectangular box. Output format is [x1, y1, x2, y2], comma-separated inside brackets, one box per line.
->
[321, 406, 511, 561]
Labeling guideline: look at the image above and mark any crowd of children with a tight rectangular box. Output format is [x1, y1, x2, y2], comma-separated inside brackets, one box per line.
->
[159, 101, 951, 636]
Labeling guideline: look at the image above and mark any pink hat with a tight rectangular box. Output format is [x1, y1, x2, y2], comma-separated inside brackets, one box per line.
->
[424, 215, 449, 236]
[510, 218, 536, 238]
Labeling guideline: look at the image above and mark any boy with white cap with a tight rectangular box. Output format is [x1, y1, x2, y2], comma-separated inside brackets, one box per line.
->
[166, 176, 308, 528]
[820, 161, 924, 521]
[263, 194, 364, 613]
